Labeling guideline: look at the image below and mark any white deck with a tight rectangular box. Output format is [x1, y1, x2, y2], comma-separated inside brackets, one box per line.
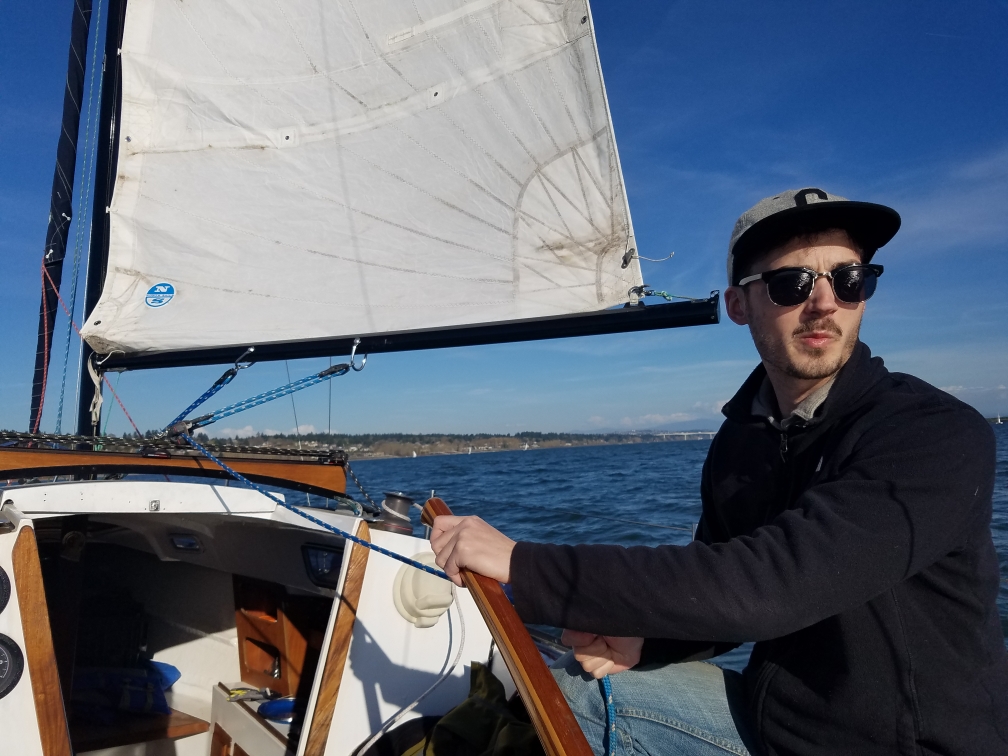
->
[0, 478, 503, 756]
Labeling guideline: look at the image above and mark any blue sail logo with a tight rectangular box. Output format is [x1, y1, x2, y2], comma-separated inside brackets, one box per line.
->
[145, 282, 175, 307]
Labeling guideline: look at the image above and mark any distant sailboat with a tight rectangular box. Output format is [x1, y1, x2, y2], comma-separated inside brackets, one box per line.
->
[412, 450, 417, 458]
[997, 414, 1003, 425]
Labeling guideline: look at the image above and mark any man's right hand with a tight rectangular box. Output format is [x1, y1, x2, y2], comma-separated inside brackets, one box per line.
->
[561, 630, 643, 679]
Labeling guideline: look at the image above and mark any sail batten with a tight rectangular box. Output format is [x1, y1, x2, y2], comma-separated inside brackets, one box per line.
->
[80, 0, 646, 358]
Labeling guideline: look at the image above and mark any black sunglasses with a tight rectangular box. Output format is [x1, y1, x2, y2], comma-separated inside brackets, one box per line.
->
[737, 263, 884, 307]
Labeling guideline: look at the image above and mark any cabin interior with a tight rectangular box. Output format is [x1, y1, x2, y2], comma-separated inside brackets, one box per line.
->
[0, 450, 534, 756]
[33, 509, 348, 756]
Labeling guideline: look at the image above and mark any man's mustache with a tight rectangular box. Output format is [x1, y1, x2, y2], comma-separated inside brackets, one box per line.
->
[793, 319, 843, 338]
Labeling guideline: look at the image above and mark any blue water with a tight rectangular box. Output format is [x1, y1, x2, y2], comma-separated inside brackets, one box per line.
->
[350, 426, 1008, 670]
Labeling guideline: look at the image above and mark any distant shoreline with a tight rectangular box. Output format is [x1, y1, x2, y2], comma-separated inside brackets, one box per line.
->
[208, 430, 718, 460]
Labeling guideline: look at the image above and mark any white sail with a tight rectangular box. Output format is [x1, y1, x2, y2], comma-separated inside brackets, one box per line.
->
[80, 0, 642, 356]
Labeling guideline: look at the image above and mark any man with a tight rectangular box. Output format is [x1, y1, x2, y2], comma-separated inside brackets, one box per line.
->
[431, 188, 1008, 755]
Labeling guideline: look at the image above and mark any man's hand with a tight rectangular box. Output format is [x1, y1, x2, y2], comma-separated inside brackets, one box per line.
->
[561, 630, 644, 679]
[429, 515, 516, 587]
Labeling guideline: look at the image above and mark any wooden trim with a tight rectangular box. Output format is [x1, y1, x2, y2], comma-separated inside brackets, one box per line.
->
[232, 576, 323, 697]
[210, 722, 233, 756]
[69, 708, 210, 752]
[0, 446, 347, 498]
[421, 499, 593, 756]
[303, 522, 371, 756]
[11, 526, 73, 756]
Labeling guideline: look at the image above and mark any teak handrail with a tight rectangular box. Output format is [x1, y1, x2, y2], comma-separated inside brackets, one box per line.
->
[0, 446, 347, 499]
[303, 521, 371, 756]
[420, 498, 592, 756]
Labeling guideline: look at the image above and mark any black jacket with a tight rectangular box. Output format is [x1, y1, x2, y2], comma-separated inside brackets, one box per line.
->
[511, 342, 1008, 755]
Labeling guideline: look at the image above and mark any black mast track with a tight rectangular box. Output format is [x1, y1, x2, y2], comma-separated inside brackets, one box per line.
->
[97, 294, 721, 372]
[76, 0, 128, 435]
[29, 0, 94, 432]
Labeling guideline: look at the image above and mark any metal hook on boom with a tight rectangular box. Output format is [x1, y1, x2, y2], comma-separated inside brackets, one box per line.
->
[350, 337, 368, 372]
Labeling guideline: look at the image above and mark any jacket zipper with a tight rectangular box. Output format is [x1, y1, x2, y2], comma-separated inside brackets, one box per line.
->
[779, 430, 788, 461]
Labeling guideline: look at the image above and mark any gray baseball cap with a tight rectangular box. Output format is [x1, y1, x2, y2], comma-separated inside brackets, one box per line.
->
[727, 187, 901, 285]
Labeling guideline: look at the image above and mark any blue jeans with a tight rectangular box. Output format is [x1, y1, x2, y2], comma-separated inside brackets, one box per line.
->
[551, 653, 763, 756]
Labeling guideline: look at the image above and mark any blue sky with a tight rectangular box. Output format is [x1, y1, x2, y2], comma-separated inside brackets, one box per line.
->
[2, 1, 1007, 436]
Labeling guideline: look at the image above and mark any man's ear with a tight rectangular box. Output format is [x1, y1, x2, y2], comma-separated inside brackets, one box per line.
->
[724, 286, 750, 325]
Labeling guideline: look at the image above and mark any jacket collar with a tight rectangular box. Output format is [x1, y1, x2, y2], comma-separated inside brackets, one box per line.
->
[722, 341, 887, 427]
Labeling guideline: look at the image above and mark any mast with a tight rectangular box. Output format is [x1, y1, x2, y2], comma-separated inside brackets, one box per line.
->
[75, 0, 128, 436]
[28, 0, 94, 433]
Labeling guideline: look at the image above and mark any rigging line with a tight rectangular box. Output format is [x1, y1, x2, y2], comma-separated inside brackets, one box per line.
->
[344, 462, 381, 515]
[40, 262, 141, 436]
[92, 357, 141, 436]
[57, 0, 105, 434]
[630, 285, 706, 304]
[164, 347, 254, 431]
[356, 585, 466, 755]
[285, 360, 302, 452]
[34, 266, 52, 434]
[171, 341, 366, 435]
[174, 363, 350, 433]
[601, 675, 617, 756]
[328, 356, 332, 436]
[101, 372, 121, 434]
[179, 432, 450, 580]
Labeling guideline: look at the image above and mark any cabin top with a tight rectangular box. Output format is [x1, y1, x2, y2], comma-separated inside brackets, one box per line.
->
[0, 431, 351, 501]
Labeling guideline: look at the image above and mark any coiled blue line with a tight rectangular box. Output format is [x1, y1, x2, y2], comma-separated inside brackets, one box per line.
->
[180, 432, 449, 581]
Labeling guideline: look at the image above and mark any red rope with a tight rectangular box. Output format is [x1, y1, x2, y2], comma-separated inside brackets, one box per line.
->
[33, 266, 51, 433]
[40, 263, 141, 436]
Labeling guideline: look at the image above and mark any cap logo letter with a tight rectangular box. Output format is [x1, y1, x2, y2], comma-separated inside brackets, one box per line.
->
[794, 188, 828, 206]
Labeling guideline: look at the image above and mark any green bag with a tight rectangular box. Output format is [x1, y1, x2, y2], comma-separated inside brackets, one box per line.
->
[426, 662, 546, 756]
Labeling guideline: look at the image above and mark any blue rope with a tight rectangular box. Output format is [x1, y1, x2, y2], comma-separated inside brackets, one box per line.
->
[179, 433, 450, 581]
[56, 0, 105, 433]
[165, 366, 240, 431]
[175, 363, 350, 433]
[600, 675, 616, 756]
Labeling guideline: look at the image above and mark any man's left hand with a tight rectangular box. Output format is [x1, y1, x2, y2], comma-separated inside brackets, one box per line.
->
[429, 515, 516, 587]
[562, 630, 644, 679]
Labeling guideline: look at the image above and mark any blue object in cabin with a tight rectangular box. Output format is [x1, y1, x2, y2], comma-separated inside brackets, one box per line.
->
[258, 696, 297, 723]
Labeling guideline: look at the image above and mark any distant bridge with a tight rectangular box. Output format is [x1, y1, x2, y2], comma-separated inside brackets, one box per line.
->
[654, 431, 717, 441]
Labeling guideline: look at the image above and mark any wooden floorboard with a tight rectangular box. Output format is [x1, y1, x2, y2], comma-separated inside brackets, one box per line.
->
[69, 708, 210, 752]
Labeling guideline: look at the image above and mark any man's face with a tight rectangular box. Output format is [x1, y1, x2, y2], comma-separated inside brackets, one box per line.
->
[725, 230, 865, 381]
